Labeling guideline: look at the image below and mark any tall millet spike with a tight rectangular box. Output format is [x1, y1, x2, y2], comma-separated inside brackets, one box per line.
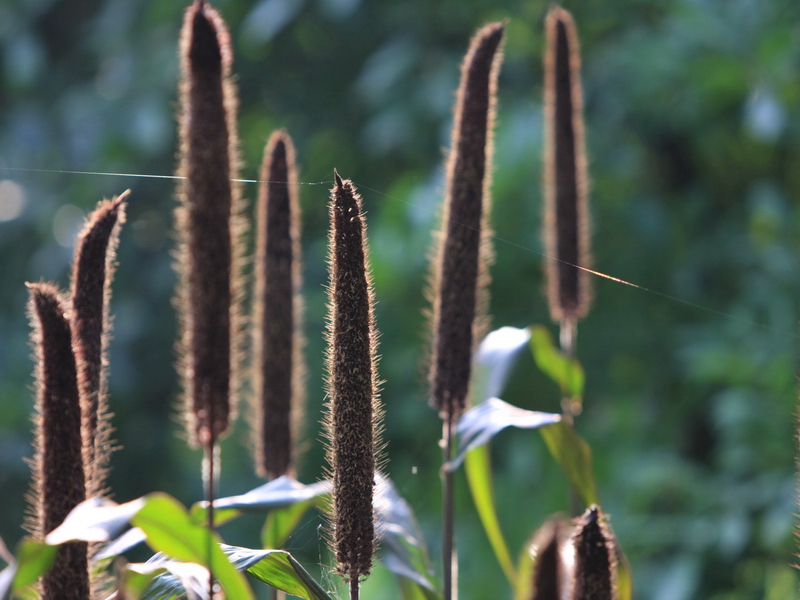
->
[27, 283, 89, 600]
[324, 172, 383, 600]
[571, 506, 617, 600]
[428, 23, 504, 600]
[70, 191, 128, 498]
[429, 20, 505, 419]
[543, 6, 592, 344]
[528, 517, 566, 600]
[175, 0, 242, 448]
[253, 130, 305, 480]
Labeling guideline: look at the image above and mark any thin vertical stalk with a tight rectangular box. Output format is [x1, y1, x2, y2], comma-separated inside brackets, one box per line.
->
[324, 172, 383, 599]
[428, 22, 505, 600]
[27, 283, 89, 600]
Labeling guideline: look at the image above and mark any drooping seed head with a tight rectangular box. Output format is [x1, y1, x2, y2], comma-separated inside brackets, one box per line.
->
[428, 22, 505, 418]
[26, 282, 89, 600]
[175, 0, 243, 448]
[252, 130, 305, 480]
[70, 191, 128, 498]
[323, 172, 384, 589]
[543, 6, 592, 323]
[571, 505, 616, 600]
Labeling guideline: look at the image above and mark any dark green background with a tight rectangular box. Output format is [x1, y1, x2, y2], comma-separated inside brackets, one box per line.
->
[0, 0, 798, 597]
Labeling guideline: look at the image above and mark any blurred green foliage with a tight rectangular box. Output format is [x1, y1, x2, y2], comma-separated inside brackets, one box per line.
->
[1, 0, 799, 598]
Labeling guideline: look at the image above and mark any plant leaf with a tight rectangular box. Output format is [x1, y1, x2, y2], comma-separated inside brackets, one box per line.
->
[45, 497, 146, 545]
[374, 475, 440, 597]
[11, 538, 57, 593]
[448, 397, 561, 470]
[470, 326, 532, 404]
[261, 502, 312, 550]
[221, 545, 333, 600]
[96, 527, 148, 561]
[131, 493, 254, 600]
[616, 543, 634, 600]
[539, 422, 599, 506]
[529, 325, 584, 399]
[196, 475, 330, 513]
[464, 444, 516, 587]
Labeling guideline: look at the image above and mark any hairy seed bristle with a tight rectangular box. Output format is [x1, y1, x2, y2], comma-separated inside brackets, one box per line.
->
[26, 283, 89, 600]
[543, 6, 592, 323]
[529, 516, 566, 600]
[571, 505, 616, 600]
[175, 0, 243, 448]
[252, 130, 306, 480]
[428, 22, 505, 418]
[323, 172, 384, 588]
[70, 191, 128, 499]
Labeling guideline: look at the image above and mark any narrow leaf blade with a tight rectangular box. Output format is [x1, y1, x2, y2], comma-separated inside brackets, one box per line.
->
[539, 422, 599, 505]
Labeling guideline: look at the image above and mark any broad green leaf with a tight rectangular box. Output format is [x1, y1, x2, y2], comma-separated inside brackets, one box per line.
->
[374, 475, 440, 597]
[221, 545, 333, 600]
[11, 538, 57, 592]
[132, 493, 254, 600]
[529, 325, 585, 399]
[261, 501, 312, 550]
[449, 398, 561, 470]
[464, 445, 516, 587]
[539, 422, 599, 506]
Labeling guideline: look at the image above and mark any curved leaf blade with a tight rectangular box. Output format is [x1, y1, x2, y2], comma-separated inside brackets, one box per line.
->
[529, 325, 584, 399]
[448, 398, 561, 470]
[539, 422, 599, 506]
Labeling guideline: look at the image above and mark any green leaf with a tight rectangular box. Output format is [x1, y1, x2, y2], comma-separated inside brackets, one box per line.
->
[11, 538, 57, 592]
[539, 422, 599, 506]
[131, 493, 254, 600]
[374, 475, 440, 597]
[529, 325, 585, 399]
[513, 541, 535, 600]
[449, 398, 561, 470]
[464, 445, 516, 587]
[616, 544, 633, 600]
[261, 501, 312, 550]
[222, 545, 333, 600]
[45, 496, 146, 545]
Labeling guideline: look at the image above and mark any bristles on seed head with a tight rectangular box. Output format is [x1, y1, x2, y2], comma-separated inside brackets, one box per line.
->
[543, 6, 592, 323]
[428, 22, 505, 419]
[571, 505, 617, 600]
[252, 130, 306, 480]
[323, 172, 384, 585]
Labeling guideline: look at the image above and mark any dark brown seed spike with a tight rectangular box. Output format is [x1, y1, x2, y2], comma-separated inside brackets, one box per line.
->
[429, 22, 505, 418]
[176, 0, 241, 447]
[27, 283, 89, 600]
[572, 505, 616, 600]
[543, 6, 592, 323]
[70, 191, 128, 498]
[323, 173, 382, 588]
[253, 130, 305, 479]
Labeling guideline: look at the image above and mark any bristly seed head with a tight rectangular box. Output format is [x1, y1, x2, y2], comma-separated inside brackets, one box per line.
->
[428, 21, 505, 419]
[528, 516, 567, 600]
[26, 283, 90, 600]
[323, 171, 384, 590]
[543, 6, 592, 324]
[175, 0, 244, 448]
[253, 130, 305, 480]
[571, 505, 617, 600]
[70, 191, 128, 499]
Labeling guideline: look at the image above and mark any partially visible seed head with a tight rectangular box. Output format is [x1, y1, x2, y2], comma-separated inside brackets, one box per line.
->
[70, 191, 128, 498]
[26, 282, 89, 600]
[323, 172, 384, 589]
[528, 516, 567, 600]
[428, 22, 505, 419]
[571, 505, 616, 600]
[543, 6, 592, 323]
[252, 130, 305, 480]
[175, 0, 243, 448]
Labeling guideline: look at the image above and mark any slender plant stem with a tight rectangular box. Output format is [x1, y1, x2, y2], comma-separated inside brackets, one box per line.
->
[349, 575, 359, 600]
[442, 413, 457, 600]
[204, 439, 218, 598]
[559, 316, 578, 424]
